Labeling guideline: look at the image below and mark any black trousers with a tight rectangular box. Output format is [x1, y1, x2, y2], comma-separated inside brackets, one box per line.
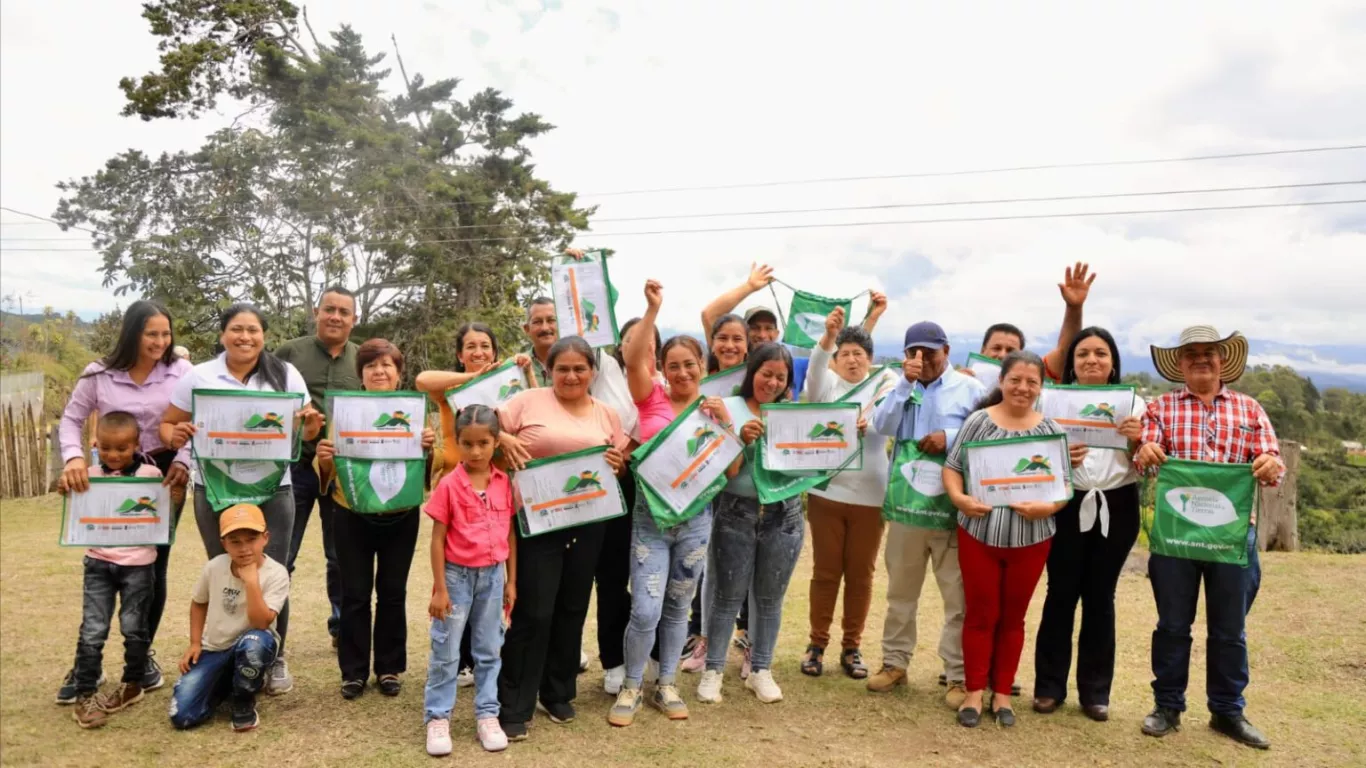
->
[498, 520, 606, 726]
[147, 450, 187, 645]
[333, 506, 420, 682]
[595, 479, 635, 669]
[1033, 483, 1140, 706]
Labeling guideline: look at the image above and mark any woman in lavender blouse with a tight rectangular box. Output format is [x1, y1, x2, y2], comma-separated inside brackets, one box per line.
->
[56, 300, 192, 701]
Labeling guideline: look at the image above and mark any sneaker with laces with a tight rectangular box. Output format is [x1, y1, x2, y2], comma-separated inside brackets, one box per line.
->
[426, 718, 453, 756]
[97, 682, 144, 713]
[603, 664, 626, 695]
[607, 686, 642, 727]
[477, 717, 508, 752]
[502, 719, 529, 742]
[866, 664, 907, 693]
[266, 657, 293, 695]
[680, 634, 701, 660]
[230, 694, 259, 732]
[696, 670, 724, 703]
[457, 667, 475, 688]
[680, 638, 707, 674]
[540, 700, 576, 724]
[740, 646, 753, 680]
[651, 684, 689, 720]
[141, 651, 165, 692]
[745, 669, 783, 703]
[56, 669, 105, 705]
[73, 695, 108, 729]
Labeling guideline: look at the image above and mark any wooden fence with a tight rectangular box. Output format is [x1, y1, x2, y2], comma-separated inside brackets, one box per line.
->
[0, 372, 48, 499]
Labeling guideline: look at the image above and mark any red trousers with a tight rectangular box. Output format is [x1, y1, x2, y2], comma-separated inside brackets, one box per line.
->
[957, 527, 1051, 693]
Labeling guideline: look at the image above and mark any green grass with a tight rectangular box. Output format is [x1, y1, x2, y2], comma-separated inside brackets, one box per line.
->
[3, 493, 1364, 767]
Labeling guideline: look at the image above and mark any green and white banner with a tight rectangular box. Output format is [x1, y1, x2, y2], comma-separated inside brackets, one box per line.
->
[191, 389, 303, 511]
[1148, 458, 1255, 565]
[335, 458, 426, 514]
[200, 459, 290, 511]
[326, 390, 428, 514]
[883, 441, 956, 530]
[515, 445, 627, 537]
[631, 398, 745, 528]
[760, 401, 863, 474]
[699, 364, 746, 398]
[751, 437, 834, 505]
[1040, 384, 1137, 451]
[963, 432, 1072, 508]
[964, 352, 1002, 385]
[60, 477, 174, 547]
[551, 250, 620, 349]
[836, 365, 899, 415]
[445, 359, 531, 412]
[784, 290, 852, 349]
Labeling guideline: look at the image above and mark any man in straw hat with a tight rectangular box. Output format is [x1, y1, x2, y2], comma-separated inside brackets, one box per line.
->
[1134, 325, 1282, 750]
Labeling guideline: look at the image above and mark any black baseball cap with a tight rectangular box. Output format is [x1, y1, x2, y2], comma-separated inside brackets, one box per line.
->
[903, 321, 948, 351]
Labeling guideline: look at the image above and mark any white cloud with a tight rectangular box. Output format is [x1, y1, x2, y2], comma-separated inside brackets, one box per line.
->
[2, 0, 1364, 370]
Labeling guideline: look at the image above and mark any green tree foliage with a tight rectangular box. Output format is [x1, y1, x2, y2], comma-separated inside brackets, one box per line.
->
[55, 0, 592, 371]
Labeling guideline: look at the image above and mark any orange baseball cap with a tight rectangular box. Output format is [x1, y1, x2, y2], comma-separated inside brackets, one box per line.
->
[219, 504, 267, 537]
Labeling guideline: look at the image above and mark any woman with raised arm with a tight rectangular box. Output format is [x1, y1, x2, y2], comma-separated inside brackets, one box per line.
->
[160, 303, 321, 695]
[607, 280, 729, 726]
[941, 351, 1079, 729]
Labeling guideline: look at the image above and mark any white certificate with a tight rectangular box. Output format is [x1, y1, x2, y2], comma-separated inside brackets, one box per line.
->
[551, 251, 619, 348]
[192, 390, 303, 461]
[328, 391, 427, 460]
[699, 364, 746, 399]
[761, 402, 862, 473]
[964, 433, 1072, 507]
[964, 353, 1002, 386]
[61, 478, 173, 547]
[633, 404, 745, 519]
[515, 446, 626, 536]
[1039, 385, 1136, 451]
[445, 359, 531, 412]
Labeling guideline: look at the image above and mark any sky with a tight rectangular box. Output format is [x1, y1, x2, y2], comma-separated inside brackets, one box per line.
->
[3, 0, 1365, 376]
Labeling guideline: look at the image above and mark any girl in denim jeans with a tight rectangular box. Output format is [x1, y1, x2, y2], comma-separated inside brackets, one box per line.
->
[422, 406, 516, 754]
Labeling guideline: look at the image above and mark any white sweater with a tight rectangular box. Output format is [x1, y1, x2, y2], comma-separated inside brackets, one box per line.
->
[805, 344, 891, 508]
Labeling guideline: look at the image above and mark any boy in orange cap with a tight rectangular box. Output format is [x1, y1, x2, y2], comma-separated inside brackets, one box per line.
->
[168, 504, 290, 732]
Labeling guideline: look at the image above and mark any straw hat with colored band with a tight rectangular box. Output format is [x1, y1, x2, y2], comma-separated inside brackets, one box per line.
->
[1149, 325, 1249, 384]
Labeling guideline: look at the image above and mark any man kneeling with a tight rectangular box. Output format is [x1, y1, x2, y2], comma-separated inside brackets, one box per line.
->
[169, 504, 289, 732]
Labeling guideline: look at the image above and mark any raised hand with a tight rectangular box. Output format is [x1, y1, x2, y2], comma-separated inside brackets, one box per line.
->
[746, 262, 775, 292]
[644, 279, 663, 311]
[1059, 261, 1096, 307]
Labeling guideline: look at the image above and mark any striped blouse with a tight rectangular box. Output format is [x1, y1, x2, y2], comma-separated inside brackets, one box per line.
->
[945, 408, 1070, 548]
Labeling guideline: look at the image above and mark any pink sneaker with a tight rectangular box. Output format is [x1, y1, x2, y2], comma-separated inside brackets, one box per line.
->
[477, 717, 508, 752]
[680, 637, 708, 674]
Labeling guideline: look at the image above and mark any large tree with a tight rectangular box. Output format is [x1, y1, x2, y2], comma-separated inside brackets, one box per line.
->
[55, 0, 591, 368]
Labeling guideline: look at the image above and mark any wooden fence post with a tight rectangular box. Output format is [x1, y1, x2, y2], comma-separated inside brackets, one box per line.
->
[1258, 439, 1300, 552]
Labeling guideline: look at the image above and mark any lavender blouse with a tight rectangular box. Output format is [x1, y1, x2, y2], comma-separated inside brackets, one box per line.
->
[60, 359, 194, 467]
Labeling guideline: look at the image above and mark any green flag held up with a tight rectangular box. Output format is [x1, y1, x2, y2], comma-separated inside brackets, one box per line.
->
[784, 290, 852, 349]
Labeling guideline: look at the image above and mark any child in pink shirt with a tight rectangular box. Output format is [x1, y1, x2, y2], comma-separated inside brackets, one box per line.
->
[56, 411, 165, 728]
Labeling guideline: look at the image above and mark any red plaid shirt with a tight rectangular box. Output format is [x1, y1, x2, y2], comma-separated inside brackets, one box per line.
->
[1140, 386, 1283, 523]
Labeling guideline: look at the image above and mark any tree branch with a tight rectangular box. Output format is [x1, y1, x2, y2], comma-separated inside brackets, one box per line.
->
[391, 34, 427, 132]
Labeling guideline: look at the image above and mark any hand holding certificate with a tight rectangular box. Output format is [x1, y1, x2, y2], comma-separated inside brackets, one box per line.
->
[61, 478, 174, 547]
[514, 446, 627, 536]
[963, 433, 1073, 508]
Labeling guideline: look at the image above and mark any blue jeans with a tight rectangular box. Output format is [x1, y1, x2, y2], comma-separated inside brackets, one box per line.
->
[704, 492, 805, 673]
[72, 557, 154, 693]
[425, 562, 505, 721]
[624, 494, 712, 687]
[287, 463, 341, 638]
[194, 485, 294, 650]
[168, 629, 278, 729]
[1149, 527, 1262, 716]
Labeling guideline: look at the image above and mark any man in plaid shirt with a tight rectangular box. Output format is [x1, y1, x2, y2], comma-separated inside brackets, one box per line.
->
[1134, 326, 1282, 750]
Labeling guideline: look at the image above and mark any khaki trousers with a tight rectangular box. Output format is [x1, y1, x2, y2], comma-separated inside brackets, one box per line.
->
[879, 522, 965, 681]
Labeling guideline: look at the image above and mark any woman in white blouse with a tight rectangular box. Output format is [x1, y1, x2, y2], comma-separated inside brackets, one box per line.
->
[1031, 327, 1143, 722]
[800, 307, 894, 680]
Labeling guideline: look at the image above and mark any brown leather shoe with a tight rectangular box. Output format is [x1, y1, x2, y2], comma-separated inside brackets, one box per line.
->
[1082, 704, 1110, 722]
[1033, 696, 1060, 714]
[97, 683, 144, 713]
[944, 683, 968, 710]
[866, 665, 907, 693]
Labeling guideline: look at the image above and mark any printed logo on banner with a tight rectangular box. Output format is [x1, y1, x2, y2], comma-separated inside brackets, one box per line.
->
[1077, 402, 1118, 424]
[498, 378, 525, 399]
[562, 470, 604, 494]
[116, 496, 159, 516]
[582, 298, 601, 332]
[793, 313, 826, 340]
[775, 420, 850, 456]
[686, 426, 719, 457]
[244, 412, 286, 433]
[212, 411, 288, 447]
[981, 454, 1057, 493]
[371, 410, 412, 430]
[1164, 487, 1239, 527]
[901, 460, 945, 496]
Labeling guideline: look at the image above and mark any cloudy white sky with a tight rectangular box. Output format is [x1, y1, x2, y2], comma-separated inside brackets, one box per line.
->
[3, 0, 1365, 371]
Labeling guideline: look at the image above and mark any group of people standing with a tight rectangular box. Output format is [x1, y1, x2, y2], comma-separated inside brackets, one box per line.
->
[53, 255, 1281, 754]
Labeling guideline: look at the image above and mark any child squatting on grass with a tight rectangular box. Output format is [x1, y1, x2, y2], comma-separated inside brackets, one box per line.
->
[423, 405, 518, 755]
[168, 503, 289, 732]
[57, 411, 166, 728]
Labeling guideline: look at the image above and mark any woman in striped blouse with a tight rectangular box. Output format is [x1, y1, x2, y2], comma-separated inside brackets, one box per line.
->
[941, 351, 1081, 729]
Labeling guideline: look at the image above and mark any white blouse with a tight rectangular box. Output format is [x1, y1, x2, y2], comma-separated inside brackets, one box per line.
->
[1070, 392, 1143, 537]
[804, 344, 890, 509]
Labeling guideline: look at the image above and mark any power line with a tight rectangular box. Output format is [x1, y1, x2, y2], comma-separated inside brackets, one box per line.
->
[0, 206, 99, 235]
[4, 179, 1363, 240]
[2, 198, 1361, 252]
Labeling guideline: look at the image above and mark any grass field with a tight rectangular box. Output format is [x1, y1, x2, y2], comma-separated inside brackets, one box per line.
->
[3, 494, 1363, 767]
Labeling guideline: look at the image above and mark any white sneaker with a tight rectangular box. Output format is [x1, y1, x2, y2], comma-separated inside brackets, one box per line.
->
[579, 650, 590, 673]
[426, 718, 453, 756]
[457, 667, 475, 688]
[745, 669, 783, 703]
[603, 665, 626, 695]
[696, 670, 724, 704]
[644, 658, 660, 686]
[266, 657, 293, 695]
[476, 717, 508, 752]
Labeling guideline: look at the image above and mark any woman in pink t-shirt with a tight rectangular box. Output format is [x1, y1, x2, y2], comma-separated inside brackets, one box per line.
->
[492, 336, 628, 740]
[607, 280, 729, 727]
